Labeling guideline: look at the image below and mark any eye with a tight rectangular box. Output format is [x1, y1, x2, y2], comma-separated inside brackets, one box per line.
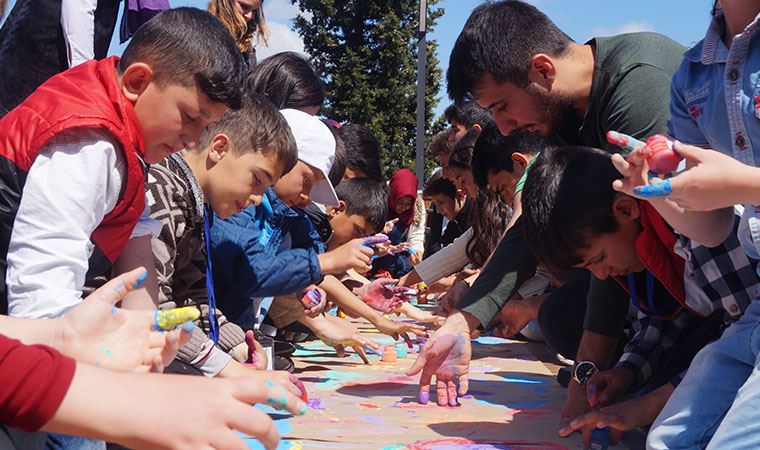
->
[253, 175, 262, 186]
[182, 111, 196, 124]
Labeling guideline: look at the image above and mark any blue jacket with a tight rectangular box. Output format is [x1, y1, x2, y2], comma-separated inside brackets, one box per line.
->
[209, 189, 325, 324]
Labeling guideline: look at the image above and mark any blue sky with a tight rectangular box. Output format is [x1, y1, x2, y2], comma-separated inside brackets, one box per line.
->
[1, 0, 715, 117]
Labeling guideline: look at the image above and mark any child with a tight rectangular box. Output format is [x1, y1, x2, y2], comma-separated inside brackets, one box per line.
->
[422, 177, 471, 250]
[521, 146, 759, 447]
[337, 123, 385, 184]
[0, 8, 243, 320]
[246, 51, 325, 114]
[147, 92, 298, 376]
[208, 0, 268, 65]
[443, 101, 494, 149]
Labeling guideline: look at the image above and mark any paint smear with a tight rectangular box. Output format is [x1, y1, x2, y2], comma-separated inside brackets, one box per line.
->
[307, 398, 326, 410]
[405, 438, 569, 449]
[359, 403, 380, 409]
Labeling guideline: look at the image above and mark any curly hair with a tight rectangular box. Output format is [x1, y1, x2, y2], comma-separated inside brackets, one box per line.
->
[466, 188, 510, 268]
[208, 0, 269, 55]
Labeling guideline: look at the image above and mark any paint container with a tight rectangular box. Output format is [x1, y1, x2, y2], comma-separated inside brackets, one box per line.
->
[395, 342, 408, 359]
[589, 427, 610, 450]
[300, 288, 322, 308]
[382, 345, 397, 362]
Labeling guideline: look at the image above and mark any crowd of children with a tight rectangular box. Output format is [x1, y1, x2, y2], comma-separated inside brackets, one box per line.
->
[1, 0, 759, 449]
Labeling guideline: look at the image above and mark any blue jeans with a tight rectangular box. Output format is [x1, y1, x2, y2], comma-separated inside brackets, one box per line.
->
[45, 433, 105, 450]
[647, 300, 760, 449]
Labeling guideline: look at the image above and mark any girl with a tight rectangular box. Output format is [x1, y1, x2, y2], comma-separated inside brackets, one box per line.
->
[209, 0, 268, 65]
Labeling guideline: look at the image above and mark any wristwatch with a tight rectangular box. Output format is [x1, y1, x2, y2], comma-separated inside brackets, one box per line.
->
[572, 360, 598, 388]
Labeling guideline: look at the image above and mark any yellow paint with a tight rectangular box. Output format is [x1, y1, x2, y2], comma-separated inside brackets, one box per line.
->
[154, 307, 200, 330]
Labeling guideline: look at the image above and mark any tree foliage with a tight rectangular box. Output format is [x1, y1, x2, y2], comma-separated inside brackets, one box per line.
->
[292, 0, 444, 179]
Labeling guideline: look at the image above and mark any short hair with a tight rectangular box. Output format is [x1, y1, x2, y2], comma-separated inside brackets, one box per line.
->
[444, 102, 494, 129]
[426, 128, 453, 157]
[447, 127, 482, 171]
[119, 8, 244, 109]
[327, 124, 347, 186]
[196, 92, 297, 176]
[246, 51, 325, 110]
[334, 178, 389, 232]
[471, 127, 550, 189]
[338, 124, 385, 184]
[522, 146, 621, 272]
[423, 176, 457, 199]
[447, 0, 573, 103]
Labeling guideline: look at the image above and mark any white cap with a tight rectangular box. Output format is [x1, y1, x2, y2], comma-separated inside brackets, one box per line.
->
[280, 109, 339, 207]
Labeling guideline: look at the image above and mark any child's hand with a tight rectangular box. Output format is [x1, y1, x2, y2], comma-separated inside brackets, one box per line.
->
[353, 278, 407, 313]
[631, 141, 760, 211]
[58, 267, 193, 373]
[299, 286, 327, 317]
[383, 218, 399, 234]
[607, 131, 657, 197]
[375, 318, 428, 347]
[435, 280, 470, 315]
[319, 239, 374, 274]
[316, 314, 380, 364]
[242, 330, 268, 370]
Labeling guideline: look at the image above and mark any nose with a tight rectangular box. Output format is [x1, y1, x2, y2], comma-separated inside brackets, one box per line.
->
[243, 11, 254, 21]
[182, 122, 206, 150]
[495, 114, 518, 136]
[589, 265, 611, 280]
[248, 194, 263, 207]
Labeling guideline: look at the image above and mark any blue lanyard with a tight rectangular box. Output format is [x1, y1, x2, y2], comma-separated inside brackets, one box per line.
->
[203, 204, 220, 344]
[627, 271, 656, 316]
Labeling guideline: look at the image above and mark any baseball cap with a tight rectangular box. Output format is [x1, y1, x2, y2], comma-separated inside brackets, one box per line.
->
[280, 109, 339, 207]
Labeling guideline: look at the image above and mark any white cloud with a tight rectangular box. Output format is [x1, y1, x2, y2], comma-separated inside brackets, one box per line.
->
[264, 0, 311, 21]
[589, 20, 655, 39]
[256, 20, 306, 59]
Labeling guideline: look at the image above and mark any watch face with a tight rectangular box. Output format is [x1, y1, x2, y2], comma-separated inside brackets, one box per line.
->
[574, 362, 597, 387]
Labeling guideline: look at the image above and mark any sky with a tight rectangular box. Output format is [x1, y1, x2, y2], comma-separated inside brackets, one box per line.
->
[1, 0, 715, 117]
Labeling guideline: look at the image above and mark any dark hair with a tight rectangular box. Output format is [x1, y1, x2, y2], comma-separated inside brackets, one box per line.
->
[196, 92, 297, 175]
[119, 8, 244, 109]
[466, 189, 509, 267]
[327, 124, 347, 186]
[246, 51, 325, 110]
[426, 128, 453, 157]
[423, 176, 457, 199]
[472, 127, 549, 189]
[338, 124, 385, 184]
[447, 0, 573, 103]
[334, 178, 389, 232]
[444, 102, 494, 129]
[448, 127, 482, 171]
[522, 146, 622, 272]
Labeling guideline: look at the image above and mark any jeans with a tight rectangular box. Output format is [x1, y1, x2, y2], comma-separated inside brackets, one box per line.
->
[647, 300, 760, 449]
[45, 433, 105, 450]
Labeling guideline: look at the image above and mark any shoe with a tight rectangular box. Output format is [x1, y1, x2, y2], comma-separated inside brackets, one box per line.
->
[274, 355, 295, 373]
[274, 340, 296, 357]
[556, 366, 571, 387]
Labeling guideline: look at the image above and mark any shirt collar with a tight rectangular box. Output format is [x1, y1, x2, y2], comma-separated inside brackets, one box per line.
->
[693, 11, 760, 65]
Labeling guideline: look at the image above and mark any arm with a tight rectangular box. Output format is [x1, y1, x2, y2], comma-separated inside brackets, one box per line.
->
[60, 0, 97, 67]
[413, 227, 473, 285]
[6, 131, 123, 318]
[113, 235, 160, 310]
[407, 195, 427, 256]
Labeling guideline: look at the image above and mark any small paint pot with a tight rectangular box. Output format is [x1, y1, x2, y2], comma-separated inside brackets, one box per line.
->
[382, 345, 397, 362]
[395, 343, 408, 359]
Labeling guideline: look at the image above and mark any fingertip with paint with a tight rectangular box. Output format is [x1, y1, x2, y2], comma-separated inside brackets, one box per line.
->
[633, 179, 672, 198]
[154, 307, 201, 331]
[134, 269, 148, 289]
[419, 389, 429, 404]
[181, 321, 196, 333]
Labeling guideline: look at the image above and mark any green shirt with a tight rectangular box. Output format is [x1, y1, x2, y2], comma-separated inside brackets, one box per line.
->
[514, 152, 540, 195]
[459, 32, 686, 328]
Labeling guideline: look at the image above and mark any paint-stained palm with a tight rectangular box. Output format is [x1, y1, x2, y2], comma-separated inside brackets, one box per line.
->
[407, 324, 471, 406]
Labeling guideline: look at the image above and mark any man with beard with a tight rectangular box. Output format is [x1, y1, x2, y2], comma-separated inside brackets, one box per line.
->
[407, 0, 686, 443]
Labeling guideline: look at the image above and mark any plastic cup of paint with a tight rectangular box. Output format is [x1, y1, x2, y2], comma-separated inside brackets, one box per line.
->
[300, 288, 322, 309]
[382, 345, 397, 362]
[395, 342, 408, 358]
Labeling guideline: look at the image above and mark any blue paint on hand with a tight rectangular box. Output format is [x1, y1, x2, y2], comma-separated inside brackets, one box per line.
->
[633, 179, 672, 198]
[135, 269, 148, 289]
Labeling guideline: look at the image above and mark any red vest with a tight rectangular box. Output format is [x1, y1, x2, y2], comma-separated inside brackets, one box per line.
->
[0, 56, 146, 309]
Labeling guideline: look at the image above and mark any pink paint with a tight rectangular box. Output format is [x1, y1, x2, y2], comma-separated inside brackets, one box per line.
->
[359, 403, 380, 409]
[406, 438, 569, 450]
[644, 134, 680, 173]
[307, 398, 326, 410]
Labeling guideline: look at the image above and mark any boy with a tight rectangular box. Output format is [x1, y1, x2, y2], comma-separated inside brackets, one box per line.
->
[337, 123, 385, 184]
[147, 92, 298, 377]
[0, 8, 243, 318]
[521, 146, 759, 446]
[443, 101, 494, 148]
[423, 177, 470, 249]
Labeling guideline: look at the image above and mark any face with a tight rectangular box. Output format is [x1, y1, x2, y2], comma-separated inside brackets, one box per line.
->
[206, 143, 283, 219]
[328, 209, 376, 248]
[573, 198, 645, 280]
[429, 193, 461, 221]
[486, 169, 521, 207]
[394, 195, 415, 215]
[234, 0, 262, 23]
[273, 160, 324, 207]
[447, 165, 477, 197]
[448, 121, 468, 145]
[132, 80, 228, 164]
[475, 73, 573, 138]
[343, 165, 368, 181]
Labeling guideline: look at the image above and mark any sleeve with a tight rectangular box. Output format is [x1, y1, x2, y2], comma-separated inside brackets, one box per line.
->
[408, 195, 427, 255]
[456, 218, 538, 328]
[614, 311, 690, 388]
[667, 66, 710, 146]
[415, 227, 473, 285]
[131, 201, 163, 239]
[0, 335, 76, 432]
[174, 328, 232, 377]
[583, 277, 631, 337]
[60, 0, 98, 67]
[600, 64, 678, 153]
[6, 130, 124, 319]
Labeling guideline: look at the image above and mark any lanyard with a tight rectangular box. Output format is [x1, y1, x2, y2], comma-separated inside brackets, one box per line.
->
[203, 204, 220, 344]
[627, 271, 656, 316]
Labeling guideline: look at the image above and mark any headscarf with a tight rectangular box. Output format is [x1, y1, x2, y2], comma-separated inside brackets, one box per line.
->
[387, 168, 418, 228]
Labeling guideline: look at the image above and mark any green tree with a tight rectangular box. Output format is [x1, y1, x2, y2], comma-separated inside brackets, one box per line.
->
[292, 0, 444, 180]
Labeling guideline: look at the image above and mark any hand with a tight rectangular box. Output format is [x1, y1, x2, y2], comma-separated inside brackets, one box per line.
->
[240, 330, 268, 370]
[398, 303, 446, 328]
[58, 267, 192, 373]
[374, 318, 428, 347]
[587, 368, 636, 407]
[492, 295, 544, 339]
[315, 314, 380, 363]
[408, 250, 422, 265]
[407, 312, 473, 406]
[560, 382, 592, 437]
[383, 218, 399, 234]
[353, 278, 407, 313]
[319, 239, 374, 274]
[629, 141, 760, 211]
[300, 286, 327, 318]
[218, 359, 307, 401]
[436, 280, 469, 315]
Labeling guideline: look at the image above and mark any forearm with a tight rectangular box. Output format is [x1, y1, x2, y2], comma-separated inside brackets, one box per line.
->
[320, 275, 385, 324]
[648, 199, 734, 247]
[0, 316, 61, 349]
[112, 236, 159, 310]
[576, 330, 620, 369]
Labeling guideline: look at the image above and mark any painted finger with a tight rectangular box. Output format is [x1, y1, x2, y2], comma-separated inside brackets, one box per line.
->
[606, 130, 645, 155]
[95, 267, 148, 308]
[153, 306, 201, 331]
[633, 179, 672, 198]
[401, 333, 413, 348]
[288, 374, 309, 402]
[263, 380, 308, 416]
[558, 411, 602, 437]
[447, 380, 458, 406]
[458, 374, 469, 396]
[436, 378, 448, 406]
[352, 344, 370, 364]
[418, 384, 430, 405]
[334, 344, 346, 358]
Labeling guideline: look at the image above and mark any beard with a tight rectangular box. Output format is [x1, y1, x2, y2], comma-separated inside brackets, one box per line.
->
[526, 85, 580, 143]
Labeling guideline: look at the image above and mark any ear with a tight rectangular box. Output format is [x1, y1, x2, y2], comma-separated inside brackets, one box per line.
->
[207, 134, 231, 165]
[526, 54, 557, 90]
[327, 200, 347, 218]
[120, 63, 154, 102]
[455, 190, 466, 201]
[612, 195, 641, 222]
[471, 124, 482, 132]
[511, 152, 530, 169]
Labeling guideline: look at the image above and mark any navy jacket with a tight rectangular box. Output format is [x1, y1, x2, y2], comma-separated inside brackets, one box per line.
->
[209, 189, 325, 324]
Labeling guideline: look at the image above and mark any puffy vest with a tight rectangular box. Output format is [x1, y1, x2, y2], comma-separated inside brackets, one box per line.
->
[0, 56, 146, 312]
